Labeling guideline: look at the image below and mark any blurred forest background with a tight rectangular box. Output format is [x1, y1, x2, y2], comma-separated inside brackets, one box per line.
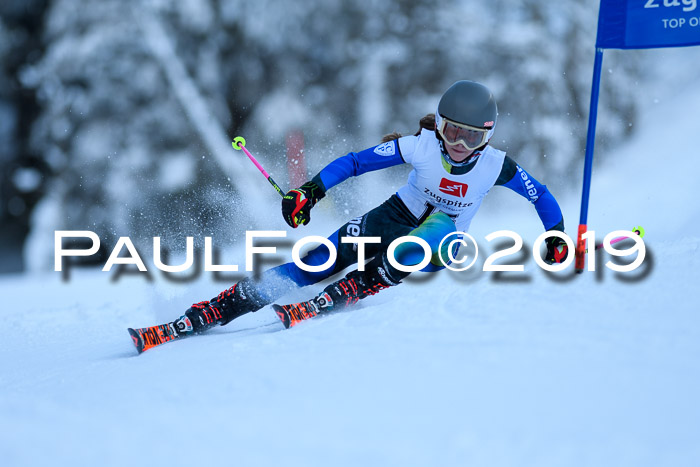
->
[1, 0, 645, 273]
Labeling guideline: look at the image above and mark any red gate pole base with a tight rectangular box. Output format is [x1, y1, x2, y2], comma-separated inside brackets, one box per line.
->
[575, 223, 587, 273]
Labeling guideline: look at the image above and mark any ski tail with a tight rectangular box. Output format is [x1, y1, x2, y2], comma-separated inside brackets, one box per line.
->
[272, 300, 320, 329]
[127, 321, 183, 354]
[128, 328, 145, 354]
[272, 305, 292, 329]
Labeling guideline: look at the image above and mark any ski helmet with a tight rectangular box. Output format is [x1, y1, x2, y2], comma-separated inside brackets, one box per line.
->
[436, 80, 498, 151]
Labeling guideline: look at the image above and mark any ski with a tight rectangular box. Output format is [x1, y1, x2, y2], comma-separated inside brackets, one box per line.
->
[272, 302, 318, 329]
[130, 292, 330, 354]
[128, 316, 193, 354]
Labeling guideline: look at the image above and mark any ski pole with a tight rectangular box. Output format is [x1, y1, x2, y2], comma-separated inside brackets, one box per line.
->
[587, 225, 645, 252]
[232, 136, 285, 198]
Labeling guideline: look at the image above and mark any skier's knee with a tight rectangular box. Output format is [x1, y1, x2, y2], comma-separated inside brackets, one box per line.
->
[391, 212, 457, 271]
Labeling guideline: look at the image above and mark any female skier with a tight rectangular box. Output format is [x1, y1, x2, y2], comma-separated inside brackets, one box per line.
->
[129, 80, 569, 352]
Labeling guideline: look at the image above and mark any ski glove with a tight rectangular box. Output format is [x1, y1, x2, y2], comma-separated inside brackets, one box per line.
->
[544, 235, 569, 264]
[282, 180, 325, 228]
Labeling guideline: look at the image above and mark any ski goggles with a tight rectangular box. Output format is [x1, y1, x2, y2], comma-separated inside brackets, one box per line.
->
[437, 117, 490, 150]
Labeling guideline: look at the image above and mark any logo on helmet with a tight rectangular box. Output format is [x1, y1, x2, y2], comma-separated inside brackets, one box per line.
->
[484, 121, 495, 128]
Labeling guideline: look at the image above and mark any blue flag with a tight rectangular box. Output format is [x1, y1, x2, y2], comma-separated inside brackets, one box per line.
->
[597, 0, 700, 49]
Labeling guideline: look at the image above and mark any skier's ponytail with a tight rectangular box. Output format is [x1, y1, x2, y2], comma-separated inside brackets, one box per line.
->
[380, 113, 436, 143]
[380, 132, 403, 143]
[415, 113, 436, 134]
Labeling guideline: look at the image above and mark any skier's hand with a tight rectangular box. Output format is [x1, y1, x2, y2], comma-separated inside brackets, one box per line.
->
[544, 235, 569, 264]
[282, 181, 325, 228]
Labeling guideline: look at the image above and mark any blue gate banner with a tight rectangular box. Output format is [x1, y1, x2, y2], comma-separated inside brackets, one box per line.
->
[597, 0, 700, 49]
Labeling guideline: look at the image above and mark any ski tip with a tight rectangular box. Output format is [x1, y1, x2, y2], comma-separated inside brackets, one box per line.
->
[127, 328, 145, 354]
[271, 304, 291, 330]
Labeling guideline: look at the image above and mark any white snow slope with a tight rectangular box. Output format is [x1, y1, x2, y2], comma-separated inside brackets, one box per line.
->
[2, 60, 700, 467]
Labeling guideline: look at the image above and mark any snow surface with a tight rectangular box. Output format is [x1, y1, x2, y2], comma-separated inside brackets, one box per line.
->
[2, 60, 700, 467]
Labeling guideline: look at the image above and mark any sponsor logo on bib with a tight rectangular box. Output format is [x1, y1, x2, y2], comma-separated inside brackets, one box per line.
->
[438, 178, 469, 197]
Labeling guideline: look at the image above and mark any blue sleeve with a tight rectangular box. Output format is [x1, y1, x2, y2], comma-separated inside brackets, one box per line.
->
[502, 164, 564, 231]
[316, 140, 405, 190]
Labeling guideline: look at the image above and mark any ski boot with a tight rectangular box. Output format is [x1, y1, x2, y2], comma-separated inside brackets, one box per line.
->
[180, 277, 267, 335]
[273, 260, 401, 329]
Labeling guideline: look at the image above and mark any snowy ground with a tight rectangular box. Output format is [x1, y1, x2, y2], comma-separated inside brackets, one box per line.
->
[2, 56, 700, 466]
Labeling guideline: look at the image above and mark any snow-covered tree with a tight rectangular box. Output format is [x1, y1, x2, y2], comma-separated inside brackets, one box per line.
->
[0, 0, 48, 272]
[24, 0, 245, 260]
